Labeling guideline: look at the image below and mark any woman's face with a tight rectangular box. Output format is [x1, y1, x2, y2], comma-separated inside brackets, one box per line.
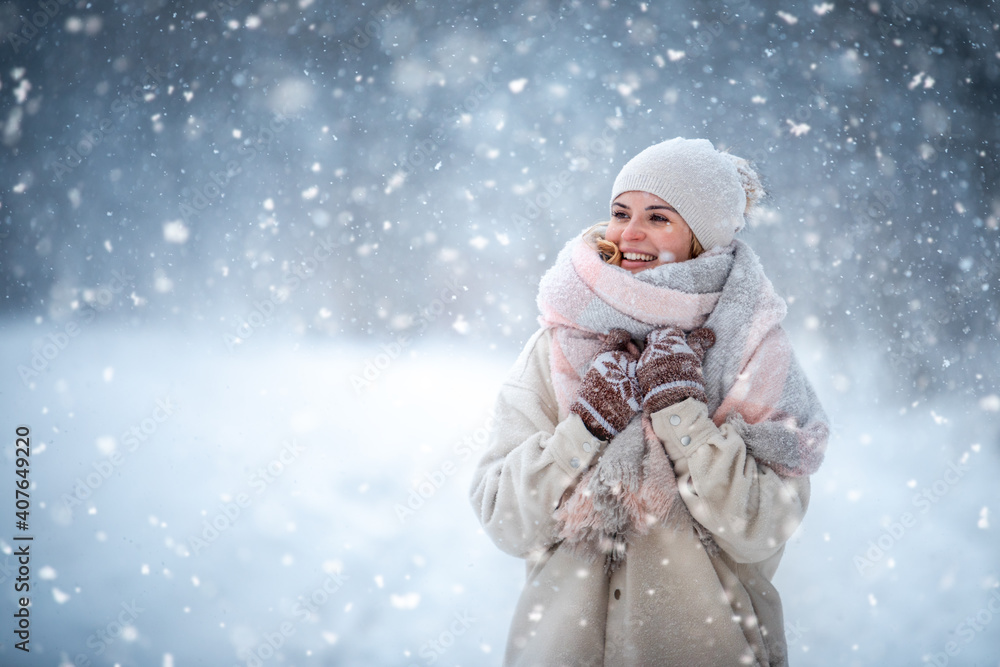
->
[607, 191, 694, 273]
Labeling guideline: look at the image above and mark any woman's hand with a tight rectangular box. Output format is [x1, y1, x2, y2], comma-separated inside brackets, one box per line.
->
[636, 326, 716, 414]
[569, 329, 641, 441]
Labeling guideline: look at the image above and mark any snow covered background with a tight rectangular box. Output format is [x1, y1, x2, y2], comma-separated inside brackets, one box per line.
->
[1, 1, 999, 665]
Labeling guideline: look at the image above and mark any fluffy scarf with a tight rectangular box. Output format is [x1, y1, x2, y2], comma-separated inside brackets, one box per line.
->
[537, 232, 829, 570]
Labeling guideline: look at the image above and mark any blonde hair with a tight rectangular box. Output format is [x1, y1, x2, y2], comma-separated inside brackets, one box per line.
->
[582, 222, 704, 267]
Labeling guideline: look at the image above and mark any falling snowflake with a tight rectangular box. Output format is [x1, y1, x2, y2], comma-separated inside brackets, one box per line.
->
[786, 120, 811, 137]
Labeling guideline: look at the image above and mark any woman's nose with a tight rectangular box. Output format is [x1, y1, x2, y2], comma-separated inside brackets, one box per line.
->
[622, 217, 643, 239]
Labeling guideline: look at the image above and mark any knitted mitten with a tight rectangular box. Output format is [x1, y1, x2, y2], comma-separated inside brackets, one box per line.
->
[636, 326, 716, 414]
[570, 329, 641, 441]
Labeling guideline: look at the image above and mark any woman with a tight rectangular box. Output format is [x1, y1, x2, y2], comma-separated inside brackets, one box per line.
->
[470, 138, 829, 666]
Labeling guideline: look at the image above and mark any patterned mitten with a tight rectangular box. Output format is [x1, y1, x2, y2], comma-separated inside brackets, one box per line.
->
[570, 329, 641, 441]
[636, 326, 716, 414]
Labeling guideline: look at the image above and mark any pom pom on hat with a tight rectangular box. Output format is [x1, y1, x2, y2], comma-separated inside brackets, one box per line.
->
[610, 138, 764, 250]
[727, 154, 765, 215]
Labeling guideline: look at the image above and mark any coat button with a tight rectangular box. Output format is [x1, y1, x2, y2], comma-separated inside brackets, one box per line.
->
[583, 441, 592, 453]
[614, 589, 621, 600]
[680, 435, 691, 446]
[669, 414, 681, 426]
[570, 457, 580, 468]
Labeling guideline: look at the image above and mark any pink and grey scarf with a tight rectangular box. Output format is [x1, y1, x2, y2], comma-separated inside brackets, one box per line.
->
[537, 231, 829, 569]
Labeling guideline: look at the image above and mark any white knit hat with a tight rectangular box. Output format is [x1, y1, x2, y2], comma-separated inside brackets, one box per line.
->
[610, 137, 762, 250]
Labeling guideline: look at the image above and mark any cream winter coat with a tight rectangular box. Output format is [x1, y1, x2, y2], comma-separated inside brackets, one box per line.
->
[470, 327, 811, 667]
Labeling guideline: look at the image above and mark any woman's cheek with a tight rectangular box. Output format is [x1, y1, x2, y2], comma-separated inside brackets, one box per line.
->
[605, 224, 621, 245]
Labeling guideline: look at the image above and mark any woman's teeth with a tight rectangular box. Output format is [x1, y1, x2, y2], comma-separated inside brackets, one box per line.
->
[623, 252, 656, 262]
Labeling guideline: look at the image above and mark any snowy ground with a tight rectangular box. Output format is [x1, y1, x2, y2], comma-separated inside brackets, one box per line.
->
[0, 322, 998, 666]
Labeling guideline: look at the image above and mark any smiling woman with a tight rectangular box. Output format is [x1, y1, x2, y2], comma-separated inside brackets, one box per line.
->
[470, 137, 829, 667]
[606, 191, 700, 270]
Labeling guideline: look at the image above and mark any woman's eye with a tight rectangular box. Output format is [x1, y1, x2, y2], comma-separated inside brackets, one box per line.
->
[650, 215, 670, 223]
[612, 211, 628, 219]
